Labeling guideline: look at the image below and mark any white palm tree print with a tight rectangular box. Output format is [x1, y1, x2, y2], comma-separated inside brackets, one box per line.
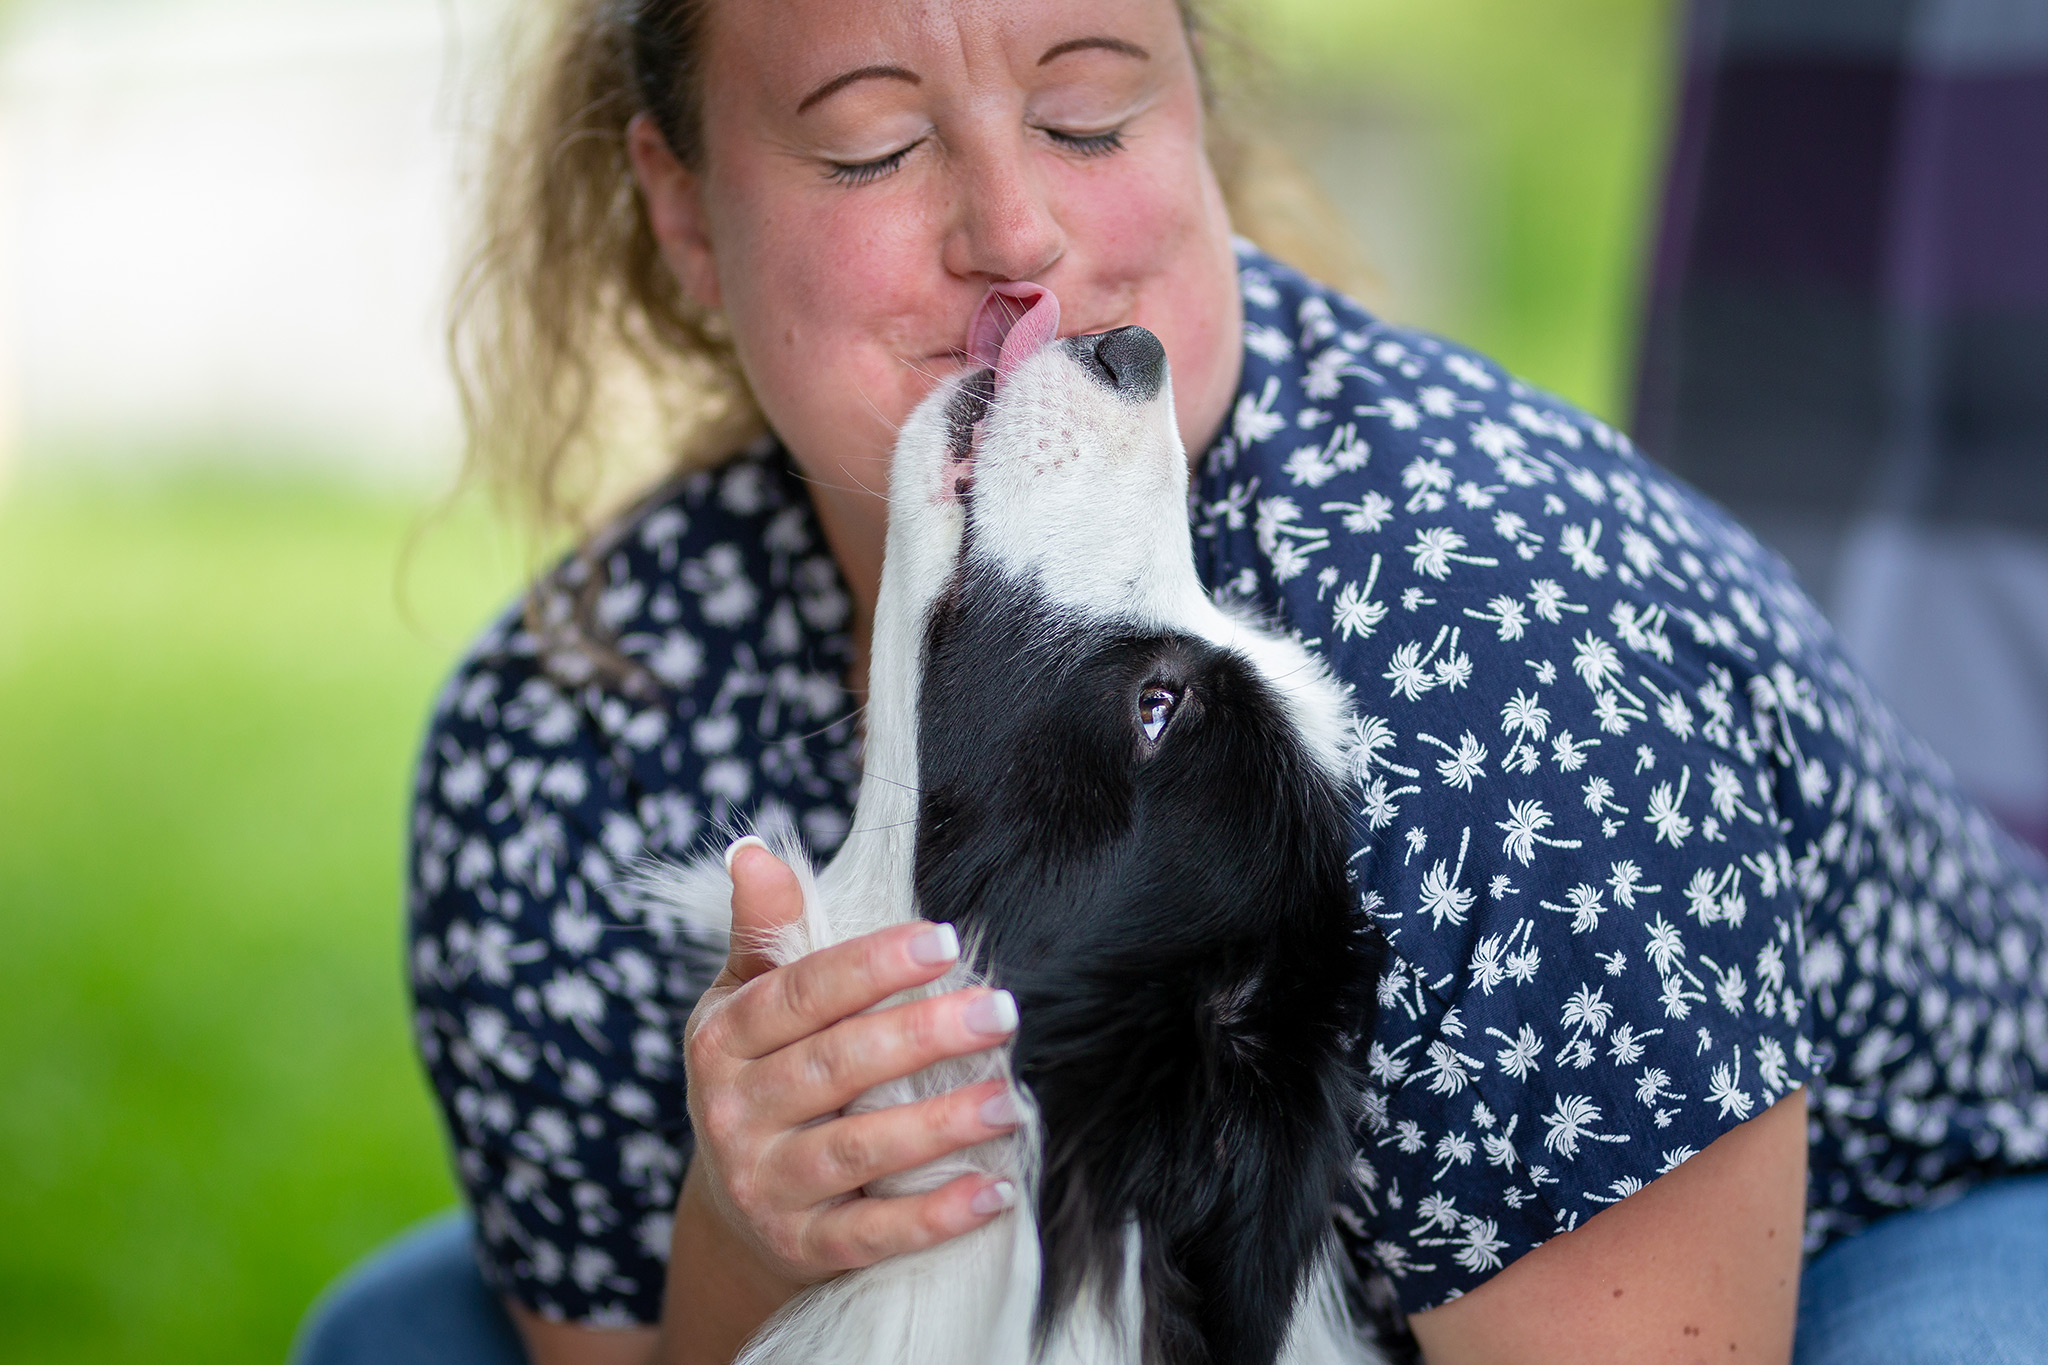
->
[1501, 690, 1551, 743]
[1331, 555, 1388, 641]
[1542, 883, 1609, 934]
[1558, 521, 1608, 578]
[1489, 1025, 1546, 1081]
[1607, 860, 1660, 908]
[1645, 767, 1695, 846]
[1527, 578, 1586, 622]
[1409, 526, 1500, 579]
[1561, 984, 1616, 1039]
[1571, 631, 1625, 691]
[1468, 594, 1532, 640]
[1422, 731, 1489, 789]
[1420, 854, 1477, 931]
[1540, 1095, 1628, 1159]
[1497, 799, 1585, 865]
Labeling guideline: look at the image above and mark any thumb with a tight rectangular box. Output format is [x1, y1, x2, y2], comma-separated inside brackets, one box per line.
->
[722, 836, 805, 984]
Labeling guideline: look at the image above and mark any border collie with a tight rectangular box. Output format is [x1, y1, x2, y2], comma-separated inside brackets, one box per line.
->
[651, 283, 1387, 1365]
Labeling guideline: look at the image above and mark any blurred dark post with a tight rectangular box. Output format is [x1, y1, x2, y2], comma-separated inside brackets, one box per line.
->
[1635, 0, 2048, 850]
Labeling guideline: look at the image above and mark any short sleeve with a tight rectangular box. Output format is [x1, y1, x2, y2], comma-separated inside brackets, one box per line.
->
[409, 641, 720, 1324]
[1338, 678, 1817, 1309]
[1195, 252, 1818, 1312]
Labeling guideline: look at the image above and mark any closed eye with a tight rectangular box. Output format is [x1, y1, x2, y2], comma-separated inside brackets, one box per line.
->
[1040, 126, 1125, 158]
[826, 138, 926, 186]
[829, 127, 1120, 185]
[1138, 686, 1178, 744]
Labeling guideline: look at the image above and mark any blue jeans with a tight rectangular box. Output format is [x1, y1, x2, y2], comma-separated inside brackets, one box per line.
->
[293, 1176, 2048, 1365]
[288, 1210, 528, 1365]
[1793, 1174, 2048, 1365]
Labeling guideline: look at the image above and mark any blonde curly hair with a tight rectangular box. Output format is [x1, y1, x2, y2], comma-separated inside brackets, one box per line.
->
[448, 0, 1369, 553]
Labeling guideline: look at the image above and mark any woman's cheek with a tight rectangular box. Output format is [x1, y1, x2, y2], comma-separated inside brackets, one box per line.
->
[729, 204, 936, 447]
[1073, 157, 1189, 262]
[1064, 133, 1221, 312]
[1061, 149, 1238, 446]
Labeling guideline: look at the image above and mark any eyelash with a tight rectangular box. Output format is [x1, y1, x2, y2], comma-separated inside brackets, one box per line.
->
[1043, 126, 1126, 158]
[826, 140, 922, 186]
[823, 126, 1126, 186]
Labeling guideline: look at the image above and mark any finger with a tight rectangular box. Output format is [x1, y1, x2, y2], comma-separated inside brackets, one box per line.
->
[717, 919, 966, 1060]
[724, 837, 806, 984]
[801, 1173, 1021, 1273]
[767, 1079, 1023, 1208]
[747, 986, 1018, 1127]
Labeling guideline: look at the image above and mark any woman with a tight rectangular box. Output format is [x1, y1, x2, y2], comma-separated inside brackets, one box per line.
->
[293, 1, 2048, 1363]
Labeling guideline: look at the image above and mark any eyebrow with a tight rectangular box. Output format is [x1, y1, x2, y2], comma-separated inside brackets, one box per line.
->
[797, 64, 920, 114]
[1039, 36, 1150, 65]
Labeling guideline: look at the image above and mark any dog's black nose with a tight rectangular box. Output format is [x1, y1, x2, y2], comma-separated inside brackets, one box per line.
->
[1076, 326, 1167, 401]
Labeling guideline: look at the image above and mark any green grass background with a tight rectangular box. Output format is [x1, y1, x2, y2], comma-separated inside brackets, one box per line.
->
[0, 479, 518, 1362]
[0, 2, 1675, 1360]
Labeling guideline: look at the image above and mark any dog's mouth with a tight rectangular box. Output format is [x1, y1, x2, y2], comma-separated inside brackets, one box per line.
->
[942, 282, 1061, 497]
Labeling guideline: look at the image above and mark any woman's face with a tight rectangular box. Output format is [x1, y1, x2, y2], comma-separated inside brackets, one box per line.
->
[631, 0, 1243, 511]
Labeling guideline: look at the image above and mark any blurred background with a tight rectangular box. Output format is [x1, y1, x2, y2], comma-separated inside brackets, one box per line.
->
[0, 0, 2040, 1360]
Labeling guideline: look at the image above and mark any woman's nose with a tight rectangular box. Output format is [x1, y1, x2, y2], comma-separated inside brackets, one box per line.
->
[941, 137, 1065, 285]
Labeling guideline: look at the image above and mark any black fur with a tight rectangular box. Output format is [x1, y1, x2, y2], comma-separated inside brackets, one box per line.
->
[946, 369, 997, 460]
[913, 558, 1383, 1365]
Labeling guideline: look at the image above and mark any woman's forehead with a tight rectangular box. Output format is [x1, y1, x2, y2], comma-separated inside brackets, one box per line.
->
[701, 0, 1188, 111]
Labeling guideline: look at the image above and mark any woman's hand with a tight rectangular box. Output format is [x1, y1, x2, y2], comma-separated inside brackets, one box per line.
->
[652, 840, 1025, 1363]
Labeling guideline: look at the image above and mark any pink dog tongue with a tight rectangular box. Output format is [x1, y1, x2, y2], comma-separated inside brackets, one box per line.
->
[968, 282, 1060, 388]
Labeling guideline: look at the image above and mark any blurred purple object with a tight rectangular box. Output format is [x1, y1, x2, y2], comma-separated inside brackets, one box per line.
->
[1636, 0, 2048, 851]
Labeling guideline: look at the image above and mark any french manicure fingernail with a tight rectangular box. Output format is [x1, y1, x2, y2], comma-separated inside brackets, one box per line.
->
[970, 1180, 1018, 1216]
[723, 835, 768, 875]
[979, 1089, 1022, 1127]
[964, 990, 1018, 1037]
[909, 923, 960, 966]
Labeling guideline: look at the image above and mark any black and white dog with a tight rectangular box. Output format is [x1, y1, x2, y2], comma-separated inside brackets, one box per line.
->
[654, 285, 1387, 1365]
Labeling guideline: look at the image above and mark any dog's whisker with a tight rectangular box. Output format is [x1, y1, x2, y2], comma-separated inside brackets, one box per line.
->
[894, 354, 953, 386]
[855, 769, 921, 795]
[834, 816, 920, 836]
[790, 711, 864, 744]
[848, 376, 908, 441]
[788, 467, 889, 503]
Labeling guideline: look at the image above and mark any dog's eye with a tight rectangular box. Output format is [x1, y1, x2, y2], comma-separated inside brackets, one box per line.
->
[1138, 687, 1179, 744]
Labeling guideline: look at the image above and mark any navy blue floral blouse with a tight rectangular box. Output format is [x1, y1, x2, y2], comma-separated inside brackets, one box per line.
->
[409, 244, 2048, 1331]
